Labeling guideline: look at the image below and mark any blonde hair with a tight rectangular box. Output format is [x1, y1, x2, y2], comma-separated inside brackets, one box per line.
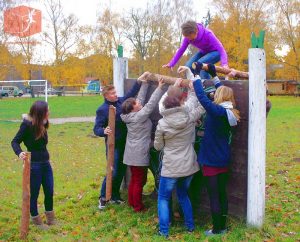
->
[214, 86, 240, 121]
[102, 85, 115, 96]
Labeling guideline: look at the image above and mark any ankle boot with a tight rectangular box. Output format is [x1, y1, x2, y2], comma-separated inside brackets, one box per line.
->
[45, 211, 56, 225]
[31, 215, 48, 230]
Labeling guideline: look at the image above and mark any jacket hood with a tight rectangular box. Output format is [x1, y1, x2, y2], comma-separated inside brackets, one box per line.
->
[160, 106, 189, 129]
[120, 112, 136, 123]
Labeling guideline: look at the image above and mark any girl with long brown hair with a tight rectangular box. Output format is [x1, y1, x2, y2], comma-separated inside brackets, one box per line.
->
[11, 100, 56, 228]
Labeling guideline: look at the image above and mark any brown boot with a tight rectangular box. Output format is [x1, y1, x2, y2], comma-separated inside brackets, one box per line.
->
[31, 215, 48, 230]
[45, 211, 56, 225]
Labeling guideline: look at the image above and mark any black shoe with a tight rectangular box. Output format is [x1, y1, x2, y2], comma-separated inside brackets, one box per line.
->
[206, 63, 217, 78]
[187, 228, 194, 233]
[191, 62, 203, 75]
[98, 198, 107, 210]
[111, 198, 125, 205]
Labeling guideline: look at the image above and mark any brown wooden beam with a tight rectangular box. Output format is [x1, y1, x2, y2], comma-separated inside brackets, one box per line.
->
[139, 64, 248, 86]
[20, 152, 31, 240]
[105, 105, 116, 201]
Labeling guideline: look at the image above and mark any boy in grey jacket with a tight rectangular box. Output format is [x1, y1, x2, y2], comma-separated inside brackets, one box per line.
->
[121, 77, 165, 212]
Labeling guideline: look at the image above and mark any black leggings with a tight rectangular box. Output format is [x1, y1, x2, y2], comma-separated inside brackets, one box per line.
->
[205, 172, 228, 231]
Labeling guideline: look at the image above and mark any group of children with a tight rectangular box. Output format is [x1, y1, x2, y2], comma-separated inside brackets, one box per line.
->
[11, 20, 239, 237]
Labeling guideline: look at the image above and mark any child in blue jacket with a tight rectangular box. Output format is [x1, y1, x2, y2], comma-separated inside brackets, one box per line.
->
[179, 63, 240, 236]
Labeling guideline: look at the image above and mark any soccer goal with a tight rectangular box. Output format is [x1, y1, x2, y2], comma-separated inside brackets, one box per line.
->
[0, 80, 48, 102]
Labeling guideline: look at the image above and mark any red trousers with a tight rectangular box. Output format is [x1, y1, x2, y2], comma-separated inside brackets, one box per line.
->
[128, 166, 147, 212]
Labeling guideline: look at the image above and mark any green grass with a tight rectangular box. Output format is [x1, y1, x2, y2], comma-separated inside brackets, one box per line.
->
[0, 95, 103, 120]
[0, 96, 299, 241]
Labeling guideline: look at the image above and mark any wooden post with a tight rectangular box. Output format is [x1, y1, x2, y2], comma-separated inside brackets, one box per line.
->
[247, 48, 266, 227]
[20, 152, 31, 240]
[105, 105, 116, 201]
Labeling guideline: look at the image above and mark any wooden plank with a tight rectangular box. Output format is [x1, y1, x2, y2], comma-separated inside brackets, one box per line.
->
[105, 105, 116, 201]
[20, 152, 31, 240]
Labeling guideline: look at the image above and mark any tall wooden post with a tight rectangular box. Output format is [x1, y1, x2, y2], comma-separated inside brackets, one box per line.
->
[247, 48, 266, 227]
[106, 105, 116, 201]
[20, 152, 31, 240]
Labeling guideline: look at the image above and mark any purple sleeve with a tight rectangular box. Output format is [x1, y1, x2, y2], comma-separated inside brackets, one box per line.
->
[209, 32, 228, 66]
[168, 38, 189, 67]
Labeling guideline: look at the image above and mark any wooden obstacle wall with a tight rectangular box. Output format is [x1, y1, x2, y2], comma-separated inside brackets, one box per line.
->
[124, 78, 249, 218]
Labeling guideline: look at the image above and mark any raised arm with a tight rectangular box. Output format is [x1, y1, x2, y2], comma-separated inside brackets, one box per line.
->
[167, 38, 189, 67]
[193, 79, 226, 117]
[135, 82, 165, 122]
[136, 82, 150, 106]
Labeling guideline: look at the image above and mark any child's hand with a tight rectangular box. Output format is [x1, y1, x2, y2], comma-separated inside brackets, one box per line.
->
[138, 71, 151, 82]
[177, 66, 194, 80]
[19, 152, 27, 161]
[177, 66, 189, 74]
[174, 78, 183, 87]
[162, 64, 173, 71]
[158, 77, 165, 89]
[104, 126, 112, 136]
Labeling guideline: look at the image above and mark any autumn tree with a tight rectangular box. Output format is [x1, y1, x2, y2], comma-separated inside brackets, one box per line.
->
[94, 7, 124, 57]
[209, 0, 274, 72]
[43, 0, 79, 63]
[123, 6, 156, 74]
[273, 0, 300, 80]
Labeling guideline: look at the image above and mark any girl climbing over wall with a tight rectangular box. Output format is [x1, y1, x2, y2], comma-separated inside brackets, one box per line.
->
[162, 20, 229, 79]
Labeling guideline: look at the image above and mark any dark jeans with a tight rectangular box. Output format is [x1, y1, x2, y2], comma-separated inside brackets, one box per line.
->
[30, 161, 54, 217]
[205, 172, 228, 232]
[185, 51, 221, 79]
[148, 148, 162, 192]
[100, 145, 127, 200]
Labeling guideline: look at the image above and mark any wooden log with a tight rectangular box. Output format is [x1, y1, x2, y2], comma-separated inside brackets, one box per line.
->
[20, 152, 31, 240]
[201, 64, 249, 79]
[140, 64, 248, 87]
[105, 105, 116, 201]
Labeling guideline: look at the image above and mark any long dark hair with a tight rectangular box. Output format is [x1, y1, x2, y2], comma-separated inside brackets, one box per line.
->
[29, 101, 49, 139]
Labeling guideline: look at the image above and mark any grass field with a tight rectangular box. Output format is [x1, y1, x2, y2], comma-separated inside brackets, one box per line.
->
[0, 96, 299, 241]
[0, 95, 103, 120]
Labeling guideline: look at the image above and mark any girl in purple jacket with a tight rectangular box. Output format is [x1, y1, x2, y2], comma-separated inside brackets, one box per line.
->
[163, 20, 228, 79]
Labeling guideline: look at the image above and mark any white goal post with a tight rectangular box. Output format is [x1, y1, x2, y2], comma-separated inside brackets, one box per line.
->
[0, 80, 48, 102]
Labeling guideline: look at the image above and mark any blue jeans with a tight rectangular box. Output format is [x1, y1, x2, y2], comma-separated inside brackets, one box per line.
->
[158, 175, 194, 236]
[100, 145, 127, 200]
[30, 161, 54, 216]
[185, 51, 220, 79]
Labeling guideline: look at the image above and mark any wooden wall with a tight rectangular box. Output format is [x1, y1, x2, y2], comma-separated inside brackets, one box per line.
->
[124, 78, 249, 218]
